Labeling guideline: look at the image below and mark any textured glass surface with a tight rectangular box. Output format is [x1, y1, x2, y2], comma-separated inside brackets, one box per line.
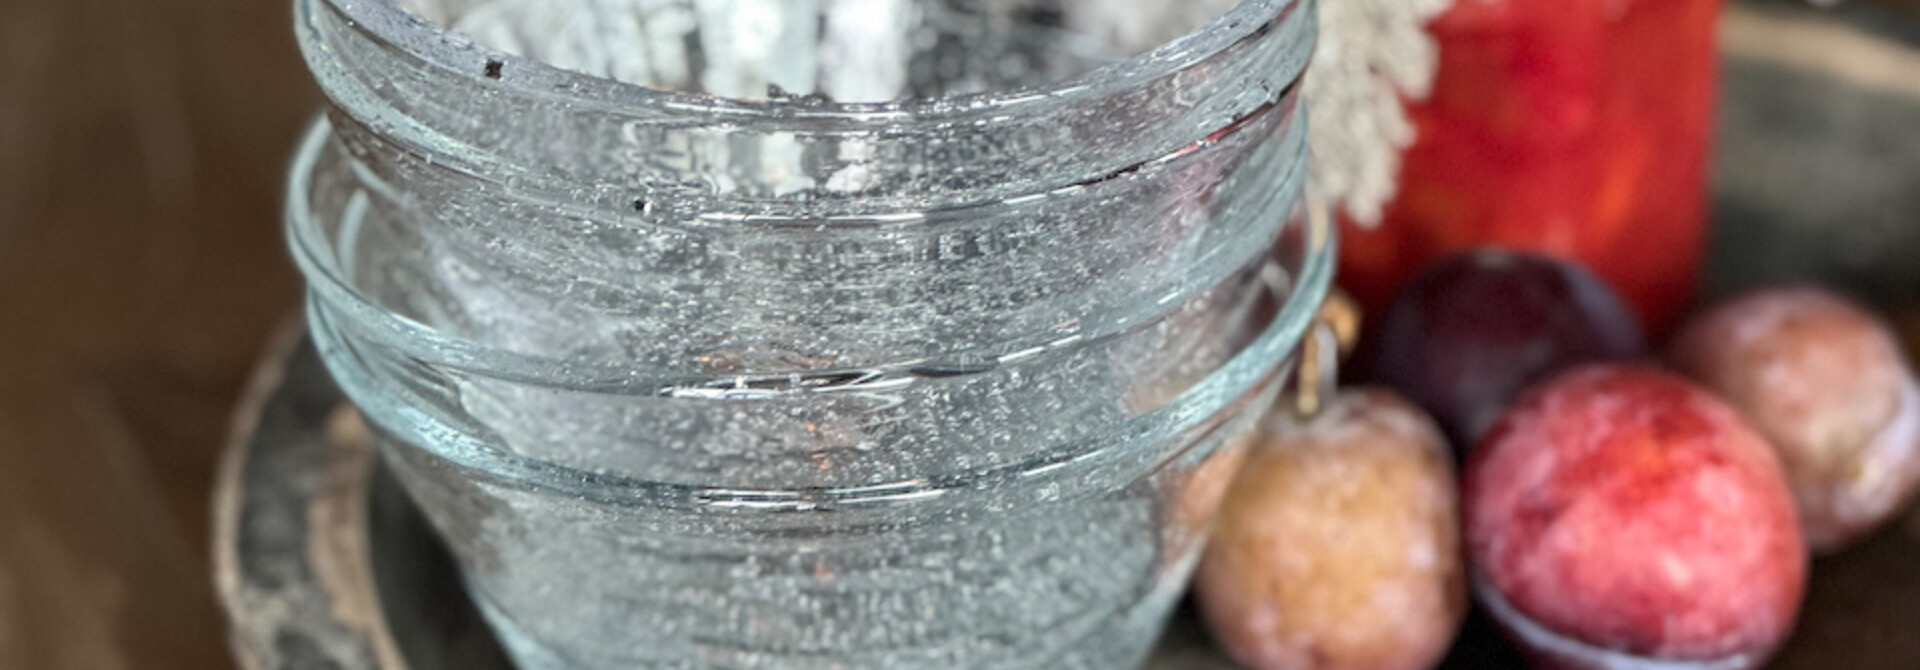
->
[287, 0, 1324, 667]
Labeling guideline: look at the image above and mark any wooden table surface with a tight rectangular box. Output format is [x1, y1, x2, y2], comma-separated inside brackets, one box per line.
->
[4, 0, 1920, 669]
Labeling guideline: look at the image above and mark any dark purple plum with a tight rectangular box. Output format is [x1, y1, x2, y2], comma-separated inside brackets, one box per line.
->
[1358, 248, 1645, 448]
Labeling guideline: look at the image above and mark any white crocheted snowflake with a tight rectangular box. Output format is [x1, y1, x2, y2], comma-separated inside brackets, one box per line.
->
[1308, 0, 1453, 226]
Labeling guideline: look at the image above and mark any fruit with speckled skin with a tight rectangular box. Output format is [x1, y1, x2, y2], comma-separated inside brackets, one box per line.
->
[1670, 287, 1920, 553]
[1197, 389, 1466, 670]
[1466, 365, 1805, 670]
[1154, 428, 1257, 572]
[1360, 249, 1645, 448]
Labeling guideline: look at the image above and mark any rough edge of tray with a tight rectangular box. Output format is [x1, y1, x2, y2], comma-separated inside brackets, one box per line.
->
[212, 318, 409, 670]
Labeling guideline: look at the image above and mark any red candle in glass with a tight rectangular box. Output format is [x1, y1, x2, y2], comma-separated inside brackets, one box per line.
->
[1338, 0, 1722, 334]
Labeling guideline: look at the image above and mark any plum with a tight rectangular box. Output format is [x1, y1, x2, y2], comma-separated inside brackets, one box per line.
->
[1669, 287, 1920, 553]
[1466, 365, 1806, 670]
[1197, 389, 1466, 670]
[1359, 248, 1645, 449]
[1155, 428, 1257, 573]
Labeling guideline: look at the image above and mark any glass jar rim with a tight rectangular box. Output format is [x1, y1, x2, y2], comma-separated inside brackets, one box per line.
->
[289, 0, 1328, 393]
[287, 118, 1331, 389]
[310, 0, 1306, 120]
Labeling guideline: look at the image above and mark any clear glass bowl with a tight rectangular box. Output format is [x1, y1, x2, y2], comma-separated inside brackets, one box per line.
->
[285, 0, 1326, 667]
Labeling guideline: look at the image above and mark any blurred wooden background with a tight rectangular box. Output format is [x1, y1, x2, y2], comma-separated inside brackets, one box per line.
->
[0, 0, 315, 667]
[2, 0, 1920, 668]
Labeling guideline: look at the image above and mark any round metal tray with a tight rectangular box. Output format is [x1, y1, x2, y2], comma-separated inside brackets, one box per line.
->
[215, 3, 1920, 668]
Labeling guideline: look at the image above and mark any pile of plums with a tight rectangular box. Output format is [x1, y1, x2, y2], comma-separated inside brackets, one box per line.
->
[1195, 248, 1920, 670]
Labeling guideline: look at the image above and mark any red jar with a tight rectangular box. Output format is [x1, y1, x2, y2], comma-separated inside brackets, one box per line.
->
[1338, 0, 1722, 333]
